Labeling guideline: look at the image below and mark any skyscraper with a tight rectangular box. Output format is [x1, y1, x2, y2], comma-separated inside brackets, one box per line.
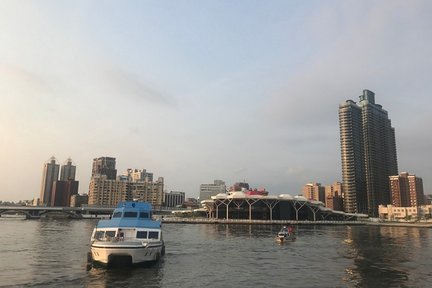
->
[51, 158, 79, 206]
[339, 90, 398, 217]
[51, 179, 79, 207]
[60, 158, 76, 181]
[39, 156, 60, 206]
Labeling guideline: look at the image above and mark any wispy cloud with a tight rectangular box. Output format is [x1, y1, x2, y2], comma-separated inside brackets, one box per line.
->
[95, 64, 176, 107]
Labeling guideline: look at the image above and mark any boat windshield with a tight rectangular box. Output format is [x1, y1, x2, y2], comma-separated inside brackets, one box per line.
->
[112, 212, 122, 218]
[149, 231, 159, 239]
[136, 231, 148, 239]
[139, 212, 149, 218]
[94, 230, 116, 240]
[124, 212, 138, 218]
[94, 231, 104, 239]
[136, 231, 159, 239]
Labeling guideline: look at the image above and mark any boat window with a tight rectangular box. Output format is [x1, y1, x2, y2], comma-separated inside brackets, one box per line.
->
[95, 231, 104, 239]
[148, 231, 159, 239]
[105, 231, 116, 238]
[124, 212, 138, 218]
[112, 212, 122, 218]
[136, 231, 148, 239]
[139, 212, 149, 218]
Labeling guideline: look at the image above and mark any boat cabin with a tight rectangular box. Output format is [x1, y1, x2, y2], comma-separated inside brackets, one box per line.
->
[91, 202, 162, 242]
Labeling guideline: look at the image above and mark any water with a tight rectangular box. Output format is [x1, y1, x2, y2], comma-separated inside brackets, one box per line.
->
[1, 218, 431, 287]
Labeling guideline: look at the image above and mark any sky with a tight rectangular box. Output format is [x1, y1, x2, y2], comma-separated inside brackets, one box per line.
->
[1, 0, 431, 201]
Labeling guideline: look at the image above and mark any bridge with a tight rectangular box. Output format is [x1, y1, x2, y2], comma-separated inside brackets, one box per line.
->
[0, 206, 181, 219]
[0, 206, 115, 219]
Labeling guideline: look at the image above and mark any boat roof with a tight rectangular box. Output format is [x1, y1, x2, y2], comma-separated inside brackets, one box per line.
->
[116, 201, 152, 210]
[96, 218, 161, 229]
[96, 201, 161, 229]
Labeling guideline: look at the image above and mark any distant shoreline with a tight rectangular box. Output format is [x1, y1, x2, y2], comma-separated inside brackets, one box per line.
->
[160, 217, 432, 228]
[364, 221, 432, 228]
[2, 214, 431, 228]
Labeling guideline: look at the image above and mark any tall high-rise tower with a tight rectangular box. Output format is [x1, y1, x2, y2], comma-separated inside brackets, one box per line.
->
[339, 90, 398, 217]
[51, 158, 79, 207]
[39, 156, 60, 206]
[91, 157, 117, 180]
[60, 158, 76, 181]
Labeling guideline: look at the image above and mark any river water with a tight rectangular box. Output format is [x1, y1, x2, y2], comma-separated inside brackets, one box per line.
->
[0, 217, 431, 287]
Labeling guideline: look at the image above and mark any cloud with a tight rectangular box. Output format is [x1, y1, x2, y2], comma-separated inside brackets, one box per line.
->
[96, 64, 176, 107]
[264, 1, 432, 131]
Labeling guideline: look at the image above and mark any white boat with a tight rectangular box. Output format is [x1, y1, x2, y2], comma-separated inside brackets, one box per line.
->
[90, 201, 165, 266]
[276, 226, 296, 243]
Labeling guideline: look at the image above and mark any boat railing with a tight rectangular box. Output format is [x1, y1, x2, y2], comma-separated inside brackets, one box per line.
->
[94, 236, 160, 243]
[94, 236, 126, 242]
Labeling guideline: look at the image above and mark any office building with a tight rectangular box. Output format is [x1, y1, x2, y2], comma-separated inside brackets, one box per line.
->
[302, 183, 325, 203]
[88, 174, 131, 207]
[164, 191, 186, 208]
[70, 194, 88, 207]
[339, 90, 398, 216]
[123, 168, 153, 182]
[130, 177, 164, 209]
[325, 182, 344, 211]
[199, 180, 226, 201]
[390, 172, 424, 207]
[39, 157, 60, 206]
[51, 179, 79, 206]
[88, 160, 164, 208]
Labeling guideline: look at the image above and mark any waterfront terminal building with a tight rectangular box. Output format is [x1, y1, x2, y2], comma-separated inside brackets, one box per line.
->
[201, 191, 366, 221]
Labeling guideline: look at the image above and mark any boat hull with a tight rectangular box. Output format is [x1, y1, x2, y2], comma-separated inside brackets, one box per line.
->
[276, 234, 296, 243]
[91, 241, 164, 265]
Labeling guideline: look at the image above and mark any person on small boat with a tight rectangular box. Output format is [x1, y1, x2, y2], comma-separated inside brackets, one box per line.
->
[287, 226, 294, 235]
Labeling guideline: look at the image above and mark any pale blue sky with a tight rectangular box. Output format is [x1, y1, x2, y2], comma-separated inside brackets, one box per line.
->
[1, 0, 431, 201]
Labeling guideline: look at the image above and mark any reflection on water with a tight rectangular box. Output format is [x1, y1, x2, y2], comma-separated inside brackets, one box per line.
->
[85, 262, 164, 288]
[343, 226, 431, 287]
[1, 219, 431, 287]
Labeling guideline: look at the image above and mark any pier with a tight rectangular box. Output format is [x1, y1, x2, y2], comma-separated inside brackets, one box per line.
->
[161, 217, 366, 225]
[160, 217, 432, 228]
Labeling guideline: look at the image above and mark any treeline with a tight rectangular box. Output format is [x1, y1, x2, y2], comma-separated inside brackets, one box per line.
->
[0, 200, 32, 206]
